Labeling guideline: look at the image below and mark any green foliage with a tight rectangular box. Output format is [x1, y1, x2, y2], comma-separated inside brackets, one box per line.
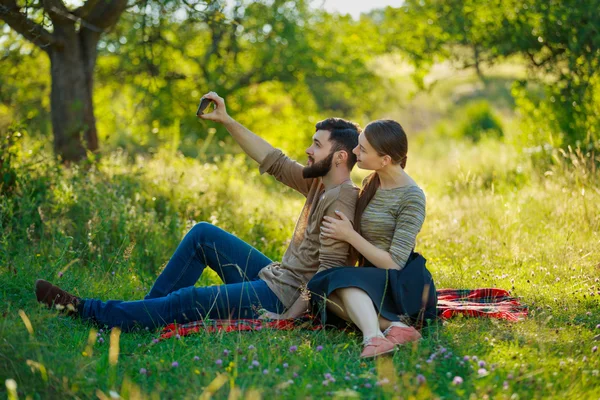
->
[456, 101, 504, 142]
[378, 0, 600, 151]
[0, 125, 22, 196]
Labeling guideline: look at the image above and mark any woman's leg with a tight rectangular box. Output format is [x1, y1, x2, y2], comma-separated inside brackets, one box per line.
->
[145, 222, 272, 299]
[333, 287, 383, 341]
[81, 279, 284, 332]
[323, 291, 350, 322]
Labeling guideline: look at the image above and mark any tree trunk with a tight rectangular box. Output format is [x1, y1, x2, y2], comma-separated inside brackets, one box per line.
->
[48, 24, 100, 162]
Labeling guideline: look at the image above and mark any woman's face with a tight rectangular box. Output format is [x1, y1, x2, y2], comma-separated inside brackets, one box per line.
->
[352, 132, 385, 171]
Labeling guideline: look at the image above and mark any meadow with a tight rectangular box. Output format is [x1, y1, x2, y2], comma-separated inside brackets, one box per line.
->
[1, 62, 600, 399]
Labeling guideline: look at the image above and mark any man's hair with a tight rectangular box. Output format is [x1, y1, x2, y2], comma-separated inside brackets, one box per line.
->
[315, 118, 361, 169]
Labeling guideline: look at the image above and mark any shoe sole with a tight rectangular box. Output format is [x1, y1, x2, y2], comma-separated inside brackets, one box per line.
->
[360, 346, 397, 359]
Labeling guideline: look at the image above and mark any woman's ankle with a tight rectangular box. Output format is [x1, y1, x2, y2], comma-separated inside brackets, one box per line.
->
[362, 331, 385, 345]
[383, 321, 410, 336]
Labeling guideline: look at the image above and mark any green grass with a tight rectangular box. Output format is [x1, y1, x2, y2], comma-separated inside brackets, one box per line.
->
[2, 61, 600, 398]
[1, 131, 599, 399]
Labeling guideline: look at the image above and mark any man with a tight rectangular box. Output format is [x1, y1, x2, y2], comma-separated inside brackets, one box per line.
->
[35, 91, 361, 331]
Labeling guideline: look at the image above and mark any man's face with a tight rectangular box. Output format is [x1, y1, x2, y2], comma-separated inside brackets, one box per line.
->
[303, 129, 335, 179]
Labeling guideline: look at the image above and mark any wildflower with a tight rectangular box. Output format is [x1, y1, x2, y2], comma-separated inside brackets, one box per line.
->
[172, 361, 179, 368]
[289, 345, 298, 353]
[293, 372, 298, 378]
[283, 363, 289, 368]
[593, 346, 598, 353]
[139, 368, 147, 375]
[252, 360, 260, 367]
[175, 334, 181, 340]
[306, 384, 312, 389]
[463, 356, 470, 361]
[322, 380, 329, 386]
[194, 356, 200, 361]
[58, 272, 63, 278]
[364, 383, 373, 388]
[263, 369, 269, 375]
[275, 368, 280, 373]
[98, 337, 105, 344]
[215, 359, 223, 366]
[503, 381, 509, 390]
[478, 361, 486, 367]
[477, 368, 487, 376]
[316, 345, 323, 352]
[378, 378, 390, 386]
[223, 349, 230, 356]
[152, 339, 159, 344]
[452, 376, 463, 385]
[248, 345, 255, 350]
[416, 374, 426, 385]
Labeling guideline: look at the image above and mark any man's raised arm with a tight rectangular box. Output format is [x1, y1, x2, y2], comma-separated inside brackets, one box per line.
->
[198, 91, 274, 164]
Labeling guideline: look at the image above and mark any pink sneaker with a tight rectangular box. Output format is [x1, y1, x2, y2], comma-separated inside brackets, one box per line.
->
[384, 326, 422, 346]
[360, 337, 396, 358]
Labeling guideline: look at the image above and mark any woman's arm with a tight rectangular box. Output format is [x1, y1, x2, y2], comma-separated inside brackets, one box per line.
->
[321, 211, 401, 270]
[345, 230, 401, 270]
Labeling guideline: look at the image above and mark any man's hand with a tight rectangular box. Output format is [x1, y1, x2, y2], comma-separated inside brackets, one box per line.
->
[197, 92, 232, 124]
[258, 310, 288, 320]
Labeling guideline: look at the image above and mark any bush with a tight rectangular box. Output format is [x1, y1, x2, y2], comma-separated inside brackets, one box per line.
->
[456, 101, 504, 142]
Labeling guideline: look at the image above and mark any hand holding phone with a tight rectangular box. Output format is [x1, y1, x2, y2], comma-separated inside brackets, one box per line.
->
[196, 97, 214, 116]
[197, 92, 229, 124]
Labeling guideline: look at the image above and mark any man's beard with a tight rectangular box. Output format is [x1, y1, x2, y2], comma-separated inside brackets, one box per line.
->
[302, 151, 334, 179]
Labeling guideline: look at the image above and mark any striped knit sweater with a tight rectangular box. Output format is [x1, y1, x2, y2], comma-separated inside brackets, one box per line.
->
[361, 185, 426, 270]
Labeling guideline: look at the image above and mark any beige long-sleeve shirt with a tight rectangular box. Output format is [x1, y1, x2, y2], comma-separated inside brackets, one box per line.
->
[257, 149, 358, 308]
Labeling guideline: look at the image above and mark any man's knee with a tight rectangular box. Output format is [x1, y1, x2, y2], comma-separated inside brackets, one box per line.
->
[189, 222, 221, 242]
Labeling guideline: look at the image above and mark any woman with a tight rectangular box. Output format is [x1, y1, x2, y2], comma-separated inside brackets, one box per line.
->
[309, 119, 437, 358]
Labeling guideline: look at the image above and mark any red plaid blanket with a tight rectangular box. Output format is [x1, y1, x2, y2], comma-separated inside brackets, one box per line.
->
[160, 288, 527, 340]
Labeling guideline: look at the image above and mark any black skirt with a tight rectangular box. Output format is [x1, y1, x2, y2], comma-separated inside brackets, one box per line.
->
[307, 252, 438, 329]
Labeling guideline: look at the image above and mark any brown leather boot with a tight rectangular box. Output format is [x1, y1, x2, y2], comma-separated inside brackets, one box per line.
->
[35, 279, 81, 313]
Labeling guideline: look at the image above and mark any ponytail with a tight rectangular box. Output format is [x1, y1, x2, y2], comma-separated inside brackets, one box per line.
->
[351, 173, 380, 266]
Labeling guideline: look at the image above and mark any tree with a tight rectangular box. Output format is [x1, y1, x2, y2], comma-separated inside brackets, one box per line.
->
[379, 0, 600, 150]
[0, 0, 129, 161]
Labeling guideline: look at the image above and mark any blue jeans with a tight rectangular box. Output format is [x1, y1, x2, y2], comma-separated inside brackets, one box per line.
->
[80, 222, 285, 331]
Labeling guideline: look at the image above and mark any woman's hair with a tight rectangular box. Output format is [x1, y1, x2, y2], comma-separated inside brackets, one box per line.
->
[352, 120, 408, 265]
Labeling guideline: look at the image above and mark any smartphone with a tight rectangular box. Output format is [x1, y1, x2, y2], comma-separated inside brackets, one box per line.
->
[196, 97, 214, 116]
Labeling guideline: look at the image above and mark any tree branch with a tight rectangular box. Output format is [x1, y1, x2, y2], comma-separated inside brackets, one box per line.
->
[41, 0, 71, 24]
[81, 0, 128, 30]
[0, 0, 62, 51]
[72, 0, 100, 19]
